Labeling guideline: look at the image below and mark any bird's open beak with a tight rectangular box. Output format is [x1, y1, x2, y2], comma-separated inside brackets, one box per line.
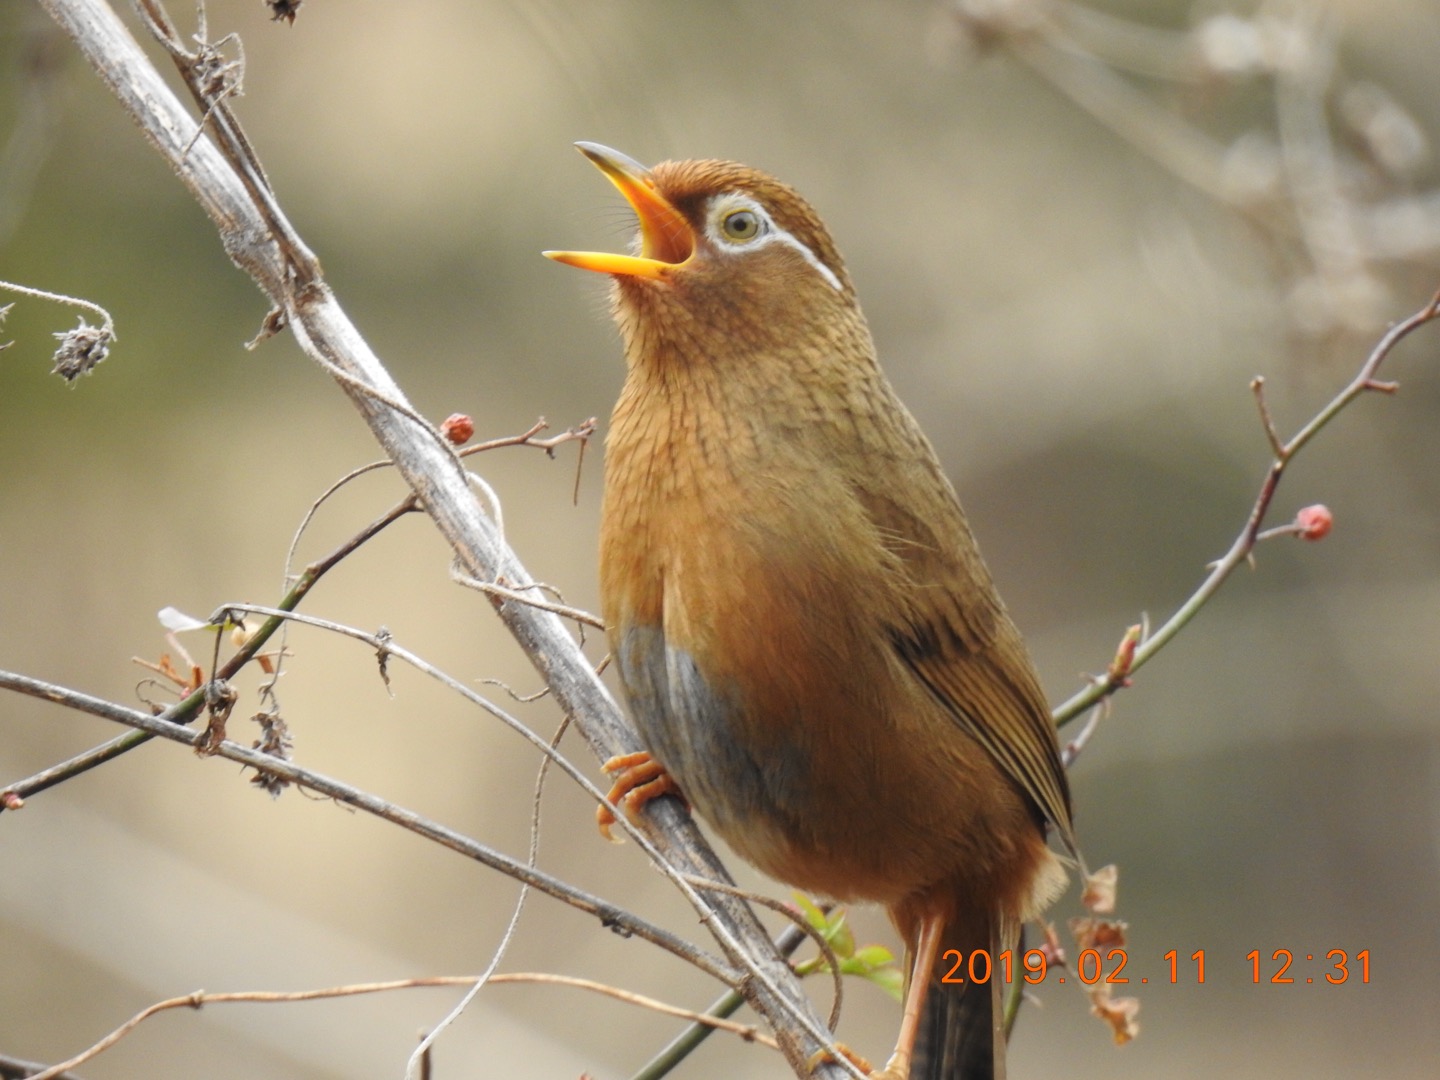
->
[543, 142, 694, 280]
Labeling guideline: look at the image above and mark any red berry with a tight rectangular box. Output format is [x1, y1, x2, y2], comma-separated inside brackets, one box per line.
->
[1296, 504, 1333, 541]
[441, 413, 474, 445]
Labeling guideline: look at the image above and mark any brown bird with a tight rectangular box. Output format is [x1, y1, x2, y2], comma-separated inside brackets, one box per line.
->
[546, 143, 1078, 1079]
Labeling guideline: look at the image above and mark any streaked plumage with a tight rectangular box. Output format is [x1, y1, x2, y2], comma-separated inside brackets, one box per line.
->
[548, 144, 1077, 1080]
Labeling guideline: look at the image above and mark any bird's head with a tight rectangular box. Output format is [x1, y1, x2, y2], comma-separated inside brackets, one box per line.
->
[546, 143, 863, 369]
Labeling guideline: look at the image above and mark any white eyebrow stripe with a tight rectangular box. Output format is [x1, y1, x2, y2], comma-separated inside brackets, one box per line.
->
[768, 230, 843, 292]
[703, 195, 844, 292]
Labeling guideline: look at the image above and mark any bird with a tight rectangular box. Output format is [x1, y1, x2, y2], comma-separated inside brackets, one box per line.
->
[545, 142, 1078, 1079]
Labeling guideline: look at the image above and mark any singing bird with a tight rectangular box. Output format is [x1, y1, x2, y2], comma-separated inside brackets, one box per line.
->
[546, 143, 1078, 1079]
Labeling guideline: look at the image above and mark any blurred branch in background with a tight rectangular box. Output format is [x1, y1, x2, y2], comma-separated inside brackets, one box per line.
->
[943, 0, 1438, 347]
[0, 17, 69, 247]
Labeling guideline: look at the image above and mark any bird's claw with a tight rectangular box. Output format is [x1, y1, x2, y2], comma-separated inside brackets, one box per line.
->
[806, 1042, 880, 1077]
[595, 751, 686, 841]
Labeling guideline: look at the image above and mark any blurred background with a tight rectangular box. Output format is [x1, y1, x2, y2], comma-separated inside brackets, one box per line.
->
[2, 0, 1438, 1077]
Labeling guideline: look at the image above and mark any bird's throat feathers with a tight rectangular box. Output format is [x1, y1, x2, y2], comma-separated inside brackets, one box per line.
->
[609, 259, 867, 381]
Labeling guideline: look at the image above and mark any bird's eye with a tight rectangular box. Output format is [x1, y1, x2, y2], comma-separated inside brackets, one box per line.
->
[721, 209, 762, 242]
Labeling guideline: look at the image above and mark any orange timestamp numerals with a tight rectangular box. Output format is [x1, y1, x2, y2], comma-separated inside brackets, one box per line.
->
[938, 947, 1175, 987]
[938, 948, 1371, 986]
[1246, 948, 1371, 985]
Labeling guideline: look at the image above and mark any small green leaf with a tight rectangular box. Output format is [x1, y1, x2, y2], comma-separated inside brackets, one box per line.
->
[790, 892, 827, 932]
[852, 944, 896, 968]
[862, 965, 905, 1001]
[826, 913, 855, 958]
[157, 606, 213, 633]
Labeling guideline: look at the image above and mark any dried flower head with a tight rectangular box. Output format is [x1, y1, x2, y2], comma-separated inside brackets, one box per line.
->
[250, 711, 294, 797]
[51, 319, 113, 382]
[268, 0, 303, 25]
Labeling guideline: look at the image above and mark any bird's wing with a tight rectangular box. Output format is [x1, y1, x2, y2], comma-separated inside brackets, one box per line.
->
[859, 476, 1079, 857]
[890, 604, 1077, 856]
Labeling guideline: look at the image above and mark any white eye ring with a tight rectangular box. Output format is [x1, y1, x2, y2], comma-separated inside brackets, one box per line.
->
[708, 196, 772, 246]
[703, 194, 842, 292]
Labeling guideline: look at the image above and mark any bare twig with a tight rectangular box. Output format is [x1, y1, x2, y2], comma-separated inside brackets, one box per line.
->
[281, 417, 591, 597]
[456, 416, 598, 458]
[0, 1053, 85, 1080]
[0, 496, 408, 808]
[404, 680, 568, 1077]
[1053, 286, 1440, 727]
[678, 876, 846, 1032]
[627, 915, 831, 1080]
[1250, 376, 1287, 459]
[0, 279, 114, 333]
[1061, 703, 1107, 770]
[3, 578, 864, 1077]
[37, 3, 849, 1064]
[17, 973, 780, 1080]
[454, 574, 605, 630]
[0, 667, 729, 982]
[0, 278, 117, 379]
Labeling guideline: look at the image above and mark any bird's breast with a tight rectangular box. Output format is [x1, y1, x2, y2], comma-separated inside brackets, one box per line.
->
[598, 371, 953, 892]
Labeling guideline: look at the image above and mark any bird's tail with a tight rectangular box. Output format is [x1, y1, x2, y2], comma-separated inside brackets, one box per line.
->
[907, 849, 1063, 1078]
[911, 924, 1008, 1080]
[910, 965, 1003, 1079]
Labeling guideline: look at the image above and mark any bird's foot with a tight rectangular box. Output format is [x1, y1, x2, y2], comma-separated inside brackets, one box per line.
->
[863, 1051, 910, 1079]
[806, 1043, 883, 1077]
[595, 751, 686, 841]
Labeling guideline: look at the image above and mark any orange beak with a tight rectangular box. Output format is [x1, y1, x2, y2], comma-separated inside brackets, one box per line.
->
[543, 142, 694, 280]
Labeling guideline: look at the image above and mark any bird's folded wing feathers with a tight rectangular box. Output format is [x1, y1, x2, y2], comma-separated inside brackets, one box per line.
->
[894, 618, 1078, 858]
[858, 473, 1078, 856]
